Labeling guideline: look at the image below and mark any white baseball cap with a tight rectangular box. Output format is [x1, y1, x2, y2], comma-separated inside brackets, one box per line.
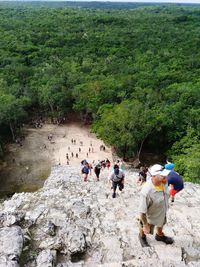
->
[149, 164, 171, 177]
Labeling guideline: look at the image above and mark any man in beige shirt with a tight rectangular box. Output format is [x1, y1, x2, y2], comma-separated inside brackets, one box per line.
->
[138, 164, 174, 247]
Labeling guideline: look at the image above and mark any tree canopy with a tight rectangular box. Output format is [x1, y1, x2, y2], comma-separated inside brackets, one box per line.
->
[0, 3, 199, 182]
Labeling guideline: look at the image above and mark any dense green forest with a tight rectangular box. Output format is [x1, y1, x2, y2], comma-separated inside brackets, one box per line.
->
[0, 3, 199, 182]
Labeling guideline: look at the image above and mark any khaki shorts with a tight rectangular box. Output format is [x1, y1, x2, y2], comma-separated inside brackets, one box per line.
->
[139, 217, 167, 235]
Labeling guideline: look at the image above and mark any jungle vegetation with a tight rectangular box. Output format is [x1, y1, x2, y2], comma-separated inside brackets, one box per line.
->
[0, 3, 199, 182]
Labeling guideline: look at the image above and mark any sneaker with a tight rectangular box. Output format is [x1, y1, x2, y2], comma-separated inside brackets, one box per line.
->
[112, 192, 116, 198]
[138, 234, 150, 247]
[155, 234, 174, 244]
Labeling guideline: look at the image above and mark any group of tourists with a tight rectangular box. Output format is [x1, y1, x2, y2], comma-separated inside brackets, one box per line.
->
[80, 155, 184, 248]
[80, 158, 112, 182]
[137, 162, 184, 203]
[65, 139, 98, 165]
[80, 158, 125, 199]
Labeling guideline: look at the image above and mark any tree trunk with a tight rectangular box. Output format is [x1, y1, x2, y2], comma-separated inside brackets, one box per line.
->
[9, 123, 15, 142]
[0, 142, 4, 158]
[48, 102, 54, 113]
[122, 143, 127, 160]
[137, 139, 145, 161]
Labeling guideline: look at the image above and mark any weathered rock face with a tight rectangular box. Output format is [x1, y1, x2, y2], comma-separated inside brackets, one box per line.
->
[0, 166, 200, 267]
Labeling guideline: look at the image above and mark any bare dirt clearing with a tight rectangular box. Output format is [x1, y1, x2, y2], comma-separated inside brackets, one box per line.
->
[0, 123, 113, 197]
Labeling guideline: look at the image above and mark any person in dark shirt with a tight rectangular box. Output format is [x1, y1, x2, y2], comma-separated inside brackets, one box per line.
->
[167, 170, 184, 203]
[81, 162, 91, 182]
[137, 166, 148, 186]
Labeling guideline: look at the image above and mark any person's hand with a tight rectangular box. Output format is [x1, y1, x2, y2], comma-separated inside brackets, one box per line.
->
[143, 224, 150, 234]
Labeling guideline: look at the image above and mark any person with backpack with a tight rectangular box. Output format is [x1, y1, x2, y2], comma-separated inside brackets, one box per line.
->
[81, 162, 91, 182]
[109, 164, 125, 198]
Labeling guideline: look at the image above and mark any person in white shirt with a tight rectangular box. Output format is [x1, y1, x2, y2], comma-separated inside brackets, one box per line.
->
[109, 164, 125, 198]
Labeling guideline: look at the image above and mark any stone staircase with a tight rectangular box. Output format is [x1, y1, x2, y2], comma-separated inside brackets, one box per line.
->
[0, 166, 200, 266]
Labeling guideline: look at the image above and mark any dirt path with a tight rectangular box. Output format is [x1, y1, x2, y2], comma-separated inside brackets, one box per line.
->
[0, 123, 113, 197]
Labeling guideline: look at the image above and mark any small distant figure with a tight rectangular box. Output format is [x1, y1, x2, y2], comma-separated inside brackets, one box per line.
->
[66, 153, 69, 160]
[106, 159, 111, 169]
[76, 153, 78, 158]
[89, 148, 91, 153]
[71, 139, 74, 144]
[68, 146, 70, 151]
[101, 160, 106, 169]
[80, 141, 83, 146]
[48, 134, 53, 141]
[100, 145, 106, 151]
[71, 152, 74, 157]
[137, 166, 148, 186]
[79, 147, 81, 153]
[86, 153, 89, 158]
[67, 161, 69, 165]
[90, 141, 92, 146]
[74, 139, 76, 145]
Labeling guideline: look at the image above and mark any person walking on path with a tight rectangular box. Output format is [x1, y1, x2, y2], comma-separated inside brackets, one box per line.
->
[165, 163, 184, 203]
[137, 166, 148, 186]
[81, 162, 91, 182]
[106, 159, 111, 169]
[94, 161, 101, 181]
[138, 164, 174, 247]
[109, 164, 125, 198]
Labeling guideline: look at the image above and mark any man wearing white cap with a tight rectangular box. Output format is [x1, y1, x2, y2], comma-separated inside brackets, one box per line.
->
[138, 164, 174, 247]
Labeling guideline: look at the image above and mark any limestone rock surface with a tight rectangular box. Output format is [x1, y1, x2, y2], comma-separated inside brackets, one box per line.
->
[0, 165, 200, 266]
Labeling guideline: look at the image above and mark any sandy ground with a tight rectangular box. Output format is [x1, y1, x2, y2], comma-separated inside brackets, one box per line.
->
[0, 123, 114, 196]
[46, 122, 113, 166]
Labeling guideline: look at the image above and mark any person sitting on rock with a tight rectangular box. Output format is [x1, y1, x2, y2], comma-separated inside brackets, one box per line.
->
[109, 164, 125, 198]
[165, 163, 184, 203]
[138, 164, 174, 247]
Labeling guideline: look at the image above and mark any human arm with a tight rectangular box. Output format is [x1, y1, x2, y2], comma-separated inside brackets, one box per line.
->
[140, 213, 150, 234]
[138, 192, 151, 233]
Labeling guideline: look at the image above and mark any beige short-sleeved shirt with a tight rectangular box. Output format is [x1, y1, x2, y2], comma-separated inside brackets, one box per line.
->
[138, 179, 169, 227]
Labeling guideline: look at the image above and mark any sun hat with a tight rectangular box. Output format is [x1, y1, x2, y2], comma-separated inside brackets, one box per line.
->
[149, 164, 171, 177]
[165, 163, 175, 170]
